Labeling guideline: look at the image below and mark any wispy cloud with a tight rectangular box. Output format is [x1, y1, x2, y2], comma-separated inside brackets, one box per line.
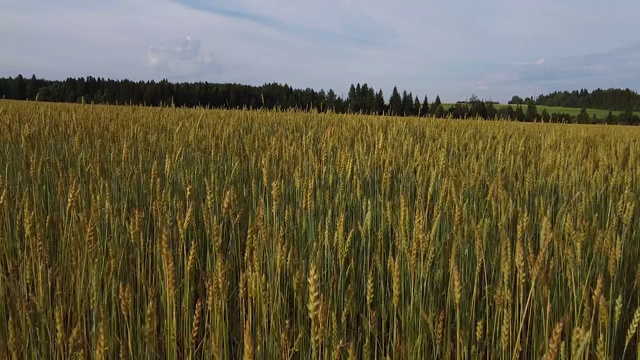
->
[168, 0, 392, 48]
[483, 42, 640, 93]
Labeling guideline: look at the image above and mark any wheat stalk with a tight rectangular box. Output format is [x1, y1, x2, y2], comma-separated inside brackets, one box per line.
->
[623, 306, 640, 357]
[542, 321, 564, 360]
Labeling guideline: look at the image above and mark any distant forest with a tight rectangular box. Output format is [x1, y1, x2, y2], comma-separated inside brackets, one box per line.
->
[509, 88, 640, 112]
[1, 74, 639, 125]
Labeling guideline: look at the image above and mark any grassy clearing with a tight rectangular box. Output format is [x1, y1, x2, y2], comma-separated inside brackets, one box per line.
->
[499, 105, 640, 119]
[445, 103, 640, 119]
[1, 100, 640, 359]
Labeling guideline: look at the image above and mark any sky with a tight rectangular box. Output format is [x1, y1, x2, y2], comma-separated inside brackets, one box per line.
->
[1, 0, 639, 103]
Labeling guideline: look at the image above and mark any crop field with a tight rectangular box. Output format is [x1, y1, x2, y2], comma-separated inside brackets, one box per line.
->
[1, 100, 640, 359]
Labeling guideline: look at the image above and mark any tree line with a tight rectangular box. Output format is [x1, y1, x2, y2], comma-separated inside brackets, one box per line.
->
[1, 74, 639, 124]
[510, 88, 640, 112]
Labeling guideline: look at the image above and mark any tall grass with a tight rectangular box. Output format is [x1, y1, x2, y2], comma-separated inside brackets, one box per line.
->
[1, 100, 639, 359]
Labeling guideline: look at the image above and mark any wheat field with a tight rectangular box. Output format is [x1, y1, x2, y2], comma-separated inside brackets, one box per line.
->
[1, 100, 640, 359]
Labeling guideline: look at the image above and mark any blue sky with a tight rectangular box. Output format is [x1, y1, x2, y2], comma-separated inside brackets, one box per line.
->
[1, 0, 639, 102]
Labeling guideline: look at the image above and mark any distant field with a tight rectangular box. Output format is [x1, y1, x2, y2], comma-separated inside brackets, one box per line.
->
[445, 103, 640, 119]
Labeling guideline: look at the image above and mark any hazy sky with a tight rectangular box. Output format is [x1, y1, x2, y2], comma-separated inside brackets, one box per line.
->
[2, 0, 639, 102]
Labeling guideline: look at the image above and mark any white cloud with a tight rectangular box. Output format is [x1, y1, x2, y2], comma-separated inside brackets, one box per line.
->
[148, 37, 217, 78]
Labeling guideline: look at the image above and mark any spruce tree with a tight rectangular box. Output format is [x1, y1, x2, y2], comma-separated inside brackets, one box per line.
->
[14, 74, 27, 100]
[403, 91, 414, 116]
[421, 96, 429, 117]
[525, 100, 538, 122]
[413, 96, 421, 117]
[514, 106, 526, 121]
[389, 86, 402, 116]
[27, 74, 39, 100]
[431, 95, 442, 114]
[348, 84, 357, 113]
[375, 89, 385, 115]
[576, 107, 589, 123]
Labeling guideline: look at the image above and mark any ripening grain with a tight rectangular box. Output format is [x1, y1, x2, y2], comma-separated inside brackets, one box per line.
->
[1, 100, 640, 359]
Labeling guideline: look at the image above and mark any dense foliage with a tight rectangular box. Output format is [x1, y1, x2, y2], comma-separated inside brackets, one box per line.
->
[2, 74, 639, 124]
[521, 88, 640, 112]
[2, 100, 640, 359]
